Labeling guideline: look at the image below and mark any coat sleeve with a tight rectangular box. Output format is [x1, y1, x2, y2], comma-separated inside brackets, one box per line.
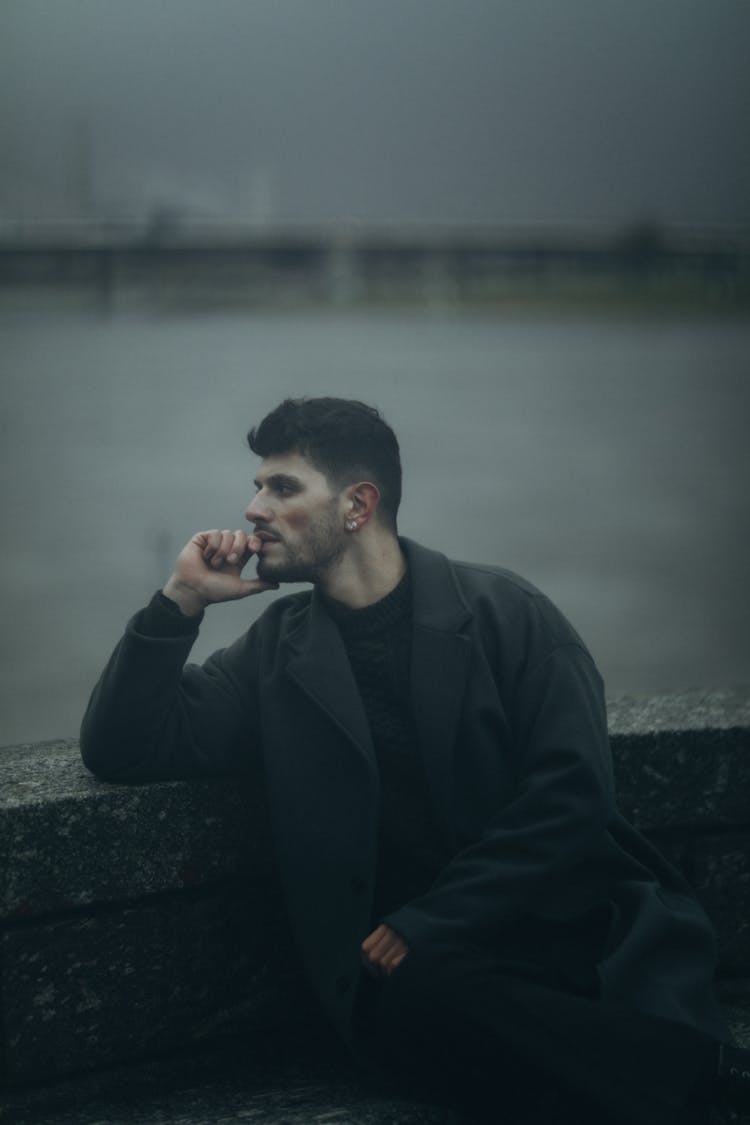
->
[80, 602, 261, 783]
[383, 639, 617, 949]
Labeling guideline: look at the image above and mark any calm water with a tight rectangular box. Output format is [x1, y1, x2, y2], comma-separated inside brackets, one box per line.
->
[2, 297, 749, 745]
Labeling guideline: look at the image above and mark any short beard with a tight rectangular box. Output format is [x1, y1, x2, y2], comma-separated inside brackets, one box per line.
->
[255, 506, 345, 585]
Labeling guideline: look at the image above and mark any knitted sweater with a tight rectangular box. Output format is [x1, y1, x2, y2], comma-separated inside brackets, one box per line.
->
[322, 572, 448, 923]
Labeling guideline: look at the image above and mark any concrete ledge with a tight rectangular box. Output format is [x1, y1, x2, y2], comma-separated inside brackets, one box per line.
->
[2, 997, 749, 1125]
[0, 1034, 463, 1125]
[0, 740, 272, 919]
[2, 890, 310, 1079]
[1, 687, 749, 1093]
[609, 688, 750, 827]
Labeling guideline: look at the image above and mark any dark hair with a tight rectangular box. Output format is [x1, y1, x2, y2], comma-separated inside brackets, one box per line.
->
[247, 398, 402, 530]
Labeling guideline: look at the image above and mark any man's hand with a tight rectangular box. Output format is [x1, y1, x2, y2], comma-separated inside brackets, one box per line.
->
[162, 530, 279, 617]
[361, 923, 409, 978]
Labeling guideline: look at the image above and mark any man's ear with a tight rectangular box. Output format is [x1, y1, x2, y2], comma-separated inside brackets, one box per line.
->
[346, 481, 381, 529]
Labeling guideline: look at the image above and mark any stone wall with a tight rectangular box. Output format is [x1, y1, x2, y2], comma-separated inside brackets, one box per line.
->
[608, 689, 750, 976]
[1, 687, 748, 1087]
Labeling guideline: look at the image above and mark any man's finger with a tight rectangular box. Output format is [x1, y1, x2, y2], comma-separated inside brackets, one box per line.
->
[382, 950, 407, 976]
[227, 529, 247, 564]
[361, 924, 409, 977]
[361, 924, 388, 954]
[362, 928, 394, 962]
[196, 530, 221, 559]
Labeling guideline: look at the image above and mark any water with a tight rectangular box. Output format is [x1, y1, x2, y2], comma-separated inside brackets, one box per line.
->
[2, 297, 749, 745]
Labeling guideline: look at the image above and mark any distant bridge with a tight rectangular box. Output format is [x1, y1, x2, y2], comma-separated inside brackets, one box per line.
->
[1, 221, 747, 305]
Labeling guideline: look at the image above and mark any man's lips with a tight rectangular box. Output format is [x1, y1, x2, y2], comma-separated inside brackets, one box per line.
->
[254, 530, 281, 548]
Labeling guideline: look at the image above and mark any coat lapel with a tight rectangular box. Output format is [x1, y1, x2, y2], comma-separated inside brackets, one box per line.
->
[284, 590, 375, 765]
[282, 540, 474, 836]
[402, 539, 473, 845]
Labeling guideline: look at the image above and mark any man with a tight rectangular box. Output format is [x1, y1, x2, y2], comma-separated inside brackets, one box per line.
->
[81, 397, 747, 1123]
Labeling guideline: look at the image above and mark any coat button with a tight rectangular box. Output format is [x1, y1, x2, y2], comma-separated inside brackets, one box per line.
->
[335, 974, 351, 995]
[350, 875, 366, 894]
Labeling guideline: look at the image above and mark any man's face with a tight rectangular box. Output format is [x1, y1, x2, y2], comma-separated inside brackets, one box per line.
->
[245, 451, 347, 584]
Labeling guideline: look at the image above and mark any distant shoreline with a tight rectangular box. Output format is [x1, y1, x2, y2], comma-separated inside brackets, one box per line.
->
[1, 282, 748, 318]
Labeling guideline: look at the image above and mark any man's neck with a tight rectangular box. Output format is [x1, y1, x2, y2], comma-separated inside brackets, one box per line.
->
[317, 532, 406, 609]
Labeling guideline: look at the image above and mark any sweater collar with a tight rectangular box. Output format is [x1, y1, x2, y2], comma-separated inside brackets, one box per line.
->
[321, 568, 412, 638]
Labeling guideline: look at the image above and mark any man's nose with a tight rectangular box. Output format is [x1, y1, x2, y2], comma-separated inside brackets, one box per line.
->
[245, 493, 272, 525]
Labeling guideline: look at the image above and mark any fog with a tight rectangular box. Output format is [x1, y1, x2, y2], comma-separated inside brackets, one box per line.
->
[2, 302, 749, 745]
[1, 2, 749, 746]
[2, 0, 749, 227]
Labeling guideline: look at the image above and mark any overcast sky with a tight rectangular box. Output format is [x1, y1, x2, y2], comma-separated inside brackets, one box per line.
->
[2, 0, 749, 228]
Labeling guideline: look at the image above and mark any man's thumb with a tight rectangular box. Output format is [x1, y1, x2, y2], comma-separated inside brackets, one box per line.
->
[236, 578, 279, 599]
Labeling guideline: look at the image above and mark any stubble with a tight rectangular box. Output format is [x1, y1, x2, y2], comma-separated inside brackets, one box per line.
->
[255, 503, 345, 584]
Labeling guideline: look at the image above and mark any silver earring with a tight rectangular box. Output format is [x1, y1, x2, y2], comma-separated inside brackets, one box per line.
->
[346, 520, 357, 531]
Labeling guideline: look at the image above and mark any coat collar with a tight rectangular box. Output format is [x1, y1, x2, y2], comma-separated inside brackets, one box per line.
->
[399, 537, 472, 633]
[400, 538, 473, 842]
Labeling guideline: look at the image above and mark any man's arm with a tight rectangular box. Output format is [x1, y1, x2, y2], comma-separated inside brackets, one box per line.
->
[80, 529, 277, 783]
[380, 642, 615, 953]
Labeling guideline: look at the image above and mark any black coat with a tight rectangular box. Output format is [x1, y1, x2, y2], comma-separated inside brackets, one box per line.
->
[81, 538, 728, 1043]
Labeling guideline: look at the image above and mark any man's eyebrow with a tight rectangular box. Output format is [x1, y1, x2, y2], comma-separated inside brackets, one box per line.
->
[254, 472, 302, 490]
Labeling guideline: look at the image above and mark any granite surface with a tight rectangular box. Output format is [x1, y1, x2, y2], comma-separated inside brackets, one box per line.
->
[606, 688, 750, 735]
[608, 689, 750, 829]
[0, 1039, 467, 1125]
[0, 740, 272, 920]
[612, 729, 750, 829]
[2, 1000, 749, 1125]
[2, 888, 308, 1082]
[2, 689, 748, 920]
[0, 1081, 490, 1125]
[1, 688, 749, 1104]
[11, 727, 745, 920]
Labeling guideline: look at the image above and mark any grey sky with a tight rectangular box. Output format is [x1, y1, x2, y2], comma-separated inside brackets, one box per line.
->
[2, 0, 749, 227]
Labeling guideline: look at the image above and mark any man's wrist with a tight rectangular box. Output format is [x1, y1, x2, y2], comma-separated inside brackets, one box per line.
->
[162, 578, 208, 618]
